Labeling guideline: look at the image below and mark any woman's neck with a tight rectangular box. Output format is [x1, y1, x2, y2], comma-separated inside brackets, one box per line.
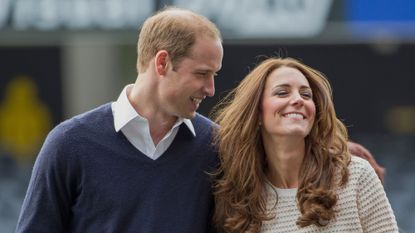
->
[263, 136, 305, 189]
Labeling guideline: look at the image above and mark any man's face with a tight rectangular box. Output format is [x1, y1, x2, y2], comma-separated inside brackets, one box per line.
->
[160, 36, 223, 119]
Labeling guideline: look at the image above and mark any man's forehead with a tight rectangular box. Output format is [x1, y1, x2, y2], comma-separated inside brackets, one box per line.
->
[180, 51, 222, 72]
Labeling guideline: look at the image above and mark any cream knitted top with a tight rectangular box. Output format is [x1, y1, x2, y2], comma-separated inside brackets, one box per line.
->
[261, 156, 399, 233]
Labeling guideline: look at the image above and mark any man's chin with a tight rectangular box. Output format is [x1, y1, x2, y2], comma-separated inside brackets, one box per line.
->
[179, 111, 197, 119]
[186, 111, 197, 119]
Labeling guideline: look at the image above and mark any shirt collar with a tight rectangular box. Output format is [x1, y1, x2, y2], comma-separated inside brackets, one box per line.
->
[112, 84, 196, 136]
[182, 118, 196, 136]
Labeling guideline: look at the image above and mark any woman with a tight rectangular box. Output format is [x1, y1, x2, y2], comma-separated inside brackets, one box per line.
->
[212, 57, 398, 232]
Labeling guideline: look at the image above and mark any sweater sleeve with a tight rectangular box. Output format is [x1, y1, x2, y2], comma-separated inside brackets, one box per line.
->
[16, 124, 78, 233]
[356, 159, 399, 233]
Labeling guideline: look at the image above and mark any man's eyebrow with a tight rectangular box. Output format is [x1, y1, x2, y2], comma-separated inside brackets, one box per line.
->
[194, 69, 216, 73]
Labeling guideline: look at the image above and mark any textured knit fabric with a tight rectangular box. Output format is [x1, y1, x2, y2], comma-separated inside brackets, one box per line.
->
[261, 156, 399, 233]
[16, 103, 218, 233]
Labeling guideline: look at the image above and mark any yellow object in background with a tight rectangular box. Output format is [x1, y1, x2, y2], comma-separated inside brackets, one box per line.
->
[0, 76, 52, 163]
[385, 106, 415, 135]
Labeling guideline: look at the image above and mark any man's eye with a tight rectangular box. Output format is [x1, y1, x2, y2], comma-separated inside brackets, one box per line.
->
[196, 72, 207, 77]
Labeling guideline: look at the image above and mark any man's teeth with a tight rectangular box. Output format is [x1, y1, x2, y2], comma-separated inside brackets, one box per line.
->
[191, 97, 203, 105]
[284, 113, 304, 119]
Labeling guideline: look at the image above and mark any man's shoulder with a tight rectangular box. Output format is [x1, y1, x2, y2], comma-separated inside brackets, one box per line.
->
[50, 103, 113, 141]
[189, 113, 218, 136]
[36, 103, 117, 165]
[71, 103, 113, 125]
[193, 113, 218, 128]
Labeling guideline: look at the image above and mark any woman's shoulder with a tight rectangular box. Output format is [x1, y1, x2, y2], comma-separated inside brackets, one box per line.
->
[335, 156, 379, 198]
[346, 155, 380, 186]
[349, 155, 373, 172]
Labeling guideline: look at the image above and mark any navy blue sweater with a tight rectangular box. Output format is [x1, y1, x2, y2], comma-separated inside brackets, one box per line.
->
[16, 103, 219, 233]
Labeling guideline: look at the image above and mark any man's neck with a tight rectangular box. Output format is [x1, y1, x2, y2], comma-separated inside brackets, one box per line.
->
[147, 117, 178, 145]
[128, 76, 178, 145]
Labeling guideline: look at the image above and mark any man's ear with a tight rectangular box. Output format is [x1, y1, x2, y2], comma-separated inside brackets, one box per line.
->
[154, 50, 169, 76]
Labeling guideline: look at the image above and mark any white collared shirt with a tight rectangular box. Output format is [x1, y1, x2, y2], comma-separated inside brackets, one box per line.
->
[111, 84, 196, 160]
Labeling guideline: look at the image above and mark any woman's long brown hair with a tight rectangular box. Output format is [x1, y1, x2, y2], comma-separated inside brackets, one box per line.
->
[211, 58, 350, 233]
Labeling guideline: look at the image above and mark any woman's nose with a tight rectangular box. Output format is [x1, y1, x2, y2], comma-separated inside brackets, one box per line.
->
[290, 92, 304, 106]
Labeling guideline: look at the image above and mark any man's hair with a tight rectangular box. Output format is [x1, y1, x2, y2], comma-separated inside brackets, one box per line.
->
[137, 6, 221, 72]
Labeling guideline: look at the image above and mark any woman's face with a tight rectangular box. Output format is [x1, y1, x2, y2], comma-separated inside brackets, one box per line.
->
[260, 66, 316, 139]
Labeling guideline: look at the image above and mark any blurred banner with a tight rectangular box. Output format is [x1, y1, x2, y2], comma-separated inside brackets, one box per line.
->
[173, 0, 333, 37]
[0, 0, 154, 30]
[0, 0, 333, 38]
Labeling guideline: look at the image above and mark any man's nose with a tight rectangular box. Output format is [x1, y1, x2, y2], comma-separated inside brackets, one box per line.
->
[203, 76, 215, 97]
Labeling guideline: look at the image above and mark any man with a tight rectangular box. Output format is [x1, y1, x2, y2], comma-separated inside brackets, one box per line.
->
[16, 7, 223, 233]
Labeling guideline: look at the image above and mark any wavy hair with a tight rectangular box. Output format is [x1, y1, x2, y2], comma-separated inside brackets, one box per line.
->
[212, 57, 351, 233]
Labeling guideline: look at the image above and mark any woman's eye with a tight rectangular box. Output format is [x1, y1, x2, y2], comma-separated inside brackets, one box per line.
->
[274, 91, 288, 96]
[301, 92, 312, 99]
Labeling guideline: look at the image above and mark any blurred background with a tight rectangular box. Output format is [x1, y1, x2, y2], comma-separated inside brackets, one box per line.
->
[0, 0, 414, 232]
